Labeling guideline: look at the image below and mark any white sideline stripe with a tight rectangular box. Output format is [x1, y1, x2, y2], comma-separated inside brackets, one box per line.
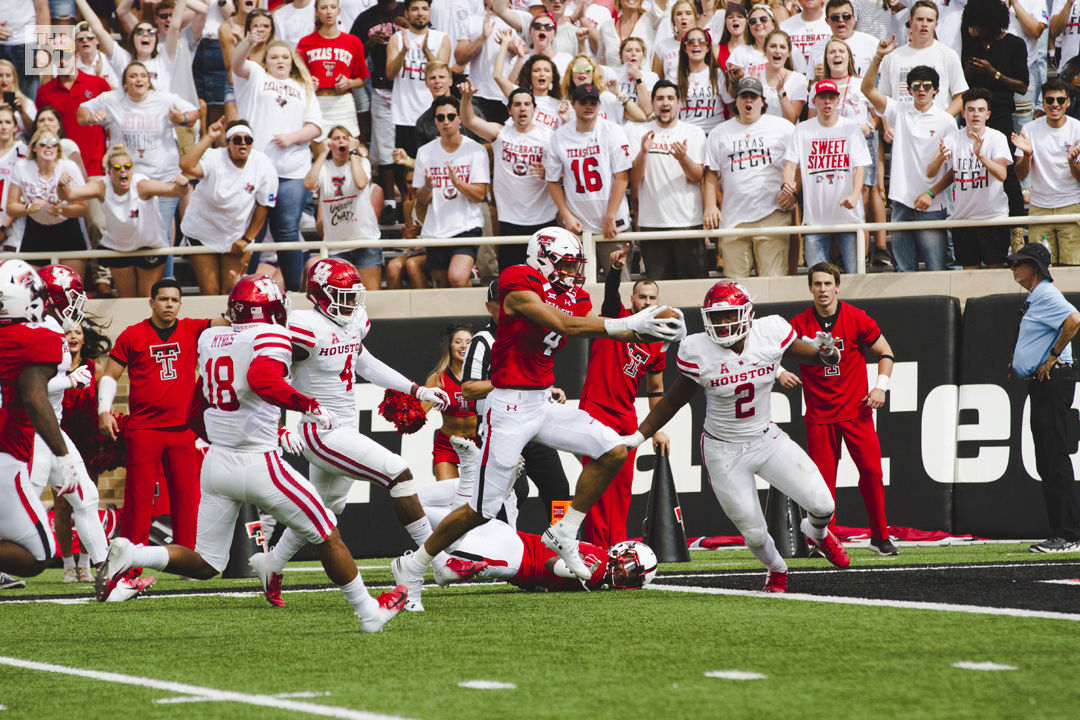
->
[0, 657, 416, 720]
[1039, 579, 1080, 586]
[660, 560, 1080, 580]
[647, 584, 1080, 622]
[155, 691, 332, 704]
[952, 661, 1018, 671]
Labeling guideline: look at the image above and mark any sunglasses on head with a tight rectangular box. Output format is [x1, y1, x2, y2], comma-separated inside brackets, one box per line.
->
[685, 37, 709, 46]
[110, 162, 133, 171]
[133, 27, 157, 36]
[37, 138, 59, 147]
[748, 16, 770, 25]
[828, 12, 853, 21]
[908, 81, 935, 91]
[435, 112, 457, 122]
[229, 135, 254, 145]
[532, 22, 555, 31]
[1045, 96, 1068, 105]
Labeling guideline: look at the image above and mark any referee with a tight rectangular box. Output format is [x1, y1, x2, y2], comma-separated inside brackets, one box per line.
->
[1008, 244, 1080, 554]
[461, 281, 570, 525]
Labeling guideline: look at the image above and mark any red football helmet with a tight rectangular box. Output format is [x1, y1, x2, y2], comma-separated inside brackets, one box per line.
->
[38, 264, 86, 330]
[701, 280, 753, 347]
[227, 274, 289, 326]
[306, 257, 365, 326]
[526, 226, 586, 290]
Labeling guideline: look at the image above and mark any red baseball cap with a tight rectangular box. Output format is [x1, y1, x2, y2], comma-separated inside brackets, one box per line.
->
[814, 79, 840, 96]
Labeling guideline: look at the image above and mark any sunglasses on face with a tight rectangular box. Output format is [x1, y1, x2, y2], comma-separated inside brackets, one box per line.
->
[571, 64, 593, 73]
[748, 16, 770, 25]
[134, 27, 157, 36]
[75, 34, 95, 42]
[685, 37, 709, 46]
[1045, 96, 1068, 105]
[435, 112, 457, 122]
[230, 135, 254, 145]
[909, 81, 935, 91]
[829, 12, 853, 21]
[532, 23, 555, 31]
[37, 139, 59, 147]
[110, 162, 133, 171]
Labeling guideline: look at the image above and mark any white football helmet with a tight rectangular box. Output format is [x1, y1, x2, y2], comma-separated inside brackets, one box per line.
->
[0, 259, 48, 323]
[525, 226, 586, 290]
[606, 540, 658, 589]
[701, 280, 754, 347]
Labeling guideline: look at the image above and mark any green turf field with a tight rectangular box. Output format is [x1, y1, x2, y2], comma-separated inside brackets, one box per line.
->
[1, 544, 1078, 720]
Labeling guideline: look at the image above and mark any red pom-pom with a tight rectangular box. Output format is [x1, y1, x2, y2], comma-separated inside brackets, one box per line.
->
[378, 389, 427, 434]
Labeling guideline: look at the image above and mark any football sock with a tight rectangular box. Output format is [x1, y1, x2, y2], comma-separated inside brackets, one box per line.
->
[404, 516, 433, 548]
[62, 555, 75, 570]
[410, 546, 434, 571]
[131, 545, 169, 571]
[341, 574, 379, 616]
[76, 554, 90, 569]
[561, 507, 586, 532]
[268, 528, 306, 575]
[746, 538, 788, 574]
[801, 517, 827, 541]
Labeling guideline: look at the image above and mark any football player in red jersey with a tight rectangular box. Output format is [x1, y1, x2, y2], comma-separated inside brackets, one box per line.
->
[580, 243, 669, 548]
[625, 280, 852, 593]
[391, 226, 688, 588]
[97, 278, 230, 553]
[0, 260, 86, 579]
[780, 262, 897, 555]
[95, 276, 409, 631]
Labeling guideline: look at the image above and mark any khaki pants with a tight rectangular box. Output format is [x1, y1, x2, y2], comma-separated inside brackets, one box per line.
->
[720, 209, 791, 278]
[1029, 203, 1080, 265]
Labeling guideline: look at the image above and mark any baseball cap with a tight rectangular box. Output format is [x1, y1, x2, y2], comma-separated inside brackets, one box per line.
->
[735, 77, 764, 97]
[571, 83, 601, 102]
[486, 280, 499, 302]
[1006, 243, 1053, 282]
[814, 79, 840, 95]
[726, 3, 748, 17]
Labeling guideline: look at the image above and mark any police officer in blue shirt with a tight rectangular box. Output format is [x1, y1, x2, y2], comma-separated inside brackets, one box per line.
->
[1008, 243, 1080, 554]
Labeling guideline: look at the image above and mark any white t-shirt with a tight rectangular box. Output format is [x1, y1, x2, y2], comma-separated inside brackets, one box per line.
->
[101, 172, 168, 251]
[706, 114, 795, 228]
[779, 14, 832, 77]
[390, 28, 450, 126]
[596, 90, 626, 125]
[679, 68, 725, 133]
[1008, 0, 1049, 68]
[459, 13, 514, 102]
[728, 45, 768, 80]
[653, 35, 681, 82]
[1053, 0, 1080, 68]
[763, 71, 809, 119]
[625, 119, 706, 228]
[77, 52, 120, 89]
[609, 66, 659, 108]
[180, 148, 279, 251]
[0, 0, 36, 47]
[533, 94, 562, 130]
[808, 31, 879, 77]
[81, 89, 197, 180]
[784, 116, 871, 225]
[543, 117, 633, 233]
[883, 97, 957, 210]
[234, 62, 325, 179]
[412, 136, 490, 238]
[108, 46, 173, 93]
[317, 156, 380, 243]
[810, 77, 871, 126]
[0, 141, 27, 249]
[942, 126, 1012, 220]
[492, 123, 557, 226]
[879, 41, 968, 111]
[10, 158, 84, 226]
[1015, 117, 1080, 209]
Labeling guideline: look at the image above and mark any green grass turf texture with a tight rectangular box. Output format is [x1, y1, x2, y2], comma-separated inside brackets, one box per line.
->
[1, 544, 1077, 720]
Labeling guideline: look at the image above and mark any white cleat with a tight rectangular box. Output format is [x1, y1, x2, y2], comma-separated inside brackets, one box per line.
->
[357, 584, 408, 632]
[449, 435, 480, 478]
[95, 537, 135, 602]
[391, 552, 425, 612]
[248, 553, 285, 607]
[105, 575, 156, 602]
[542, 521, 591, 580]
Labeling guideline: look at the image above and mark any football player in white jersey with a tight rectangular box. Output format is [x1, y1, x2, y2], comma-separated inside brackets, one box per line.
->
[252, 257, 455, 613]
[27, 266, 111, 589]
[95, 275, 408, 632]
[624, 280, 852, 593]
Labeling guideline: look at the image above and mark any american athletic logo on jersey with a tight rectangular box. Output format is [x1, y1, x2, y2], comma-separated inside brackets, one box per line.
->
[149, 342, 181, 380]
[331, 176, 346, 196]
[623, 344, 649, 377]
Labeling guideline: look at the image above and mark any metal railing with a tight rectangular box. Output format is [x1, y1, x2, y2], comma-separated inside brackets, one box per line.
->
[2, 213, 1070, 278]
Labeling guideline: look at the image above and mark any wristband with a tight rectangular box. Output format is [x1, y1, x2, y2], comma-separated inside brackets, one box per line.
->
[634, 77, 643, 84]
[925, 189, 935, 198]
[875, 374, 890, 392]
[98, 375, 118, 414]
[603, 316, 629, 337]
[1050, 349, 1060, 358]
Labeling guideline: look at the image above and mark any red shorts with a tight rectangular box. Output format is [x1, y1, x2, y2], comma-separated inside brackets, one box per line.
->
[433, 430, 476, 467]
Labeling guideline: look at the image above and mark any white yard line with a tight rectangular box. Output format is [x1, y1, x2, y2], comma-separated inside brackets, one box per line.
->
[659, 560, 1080, 579]
[0, 656, 417, 720]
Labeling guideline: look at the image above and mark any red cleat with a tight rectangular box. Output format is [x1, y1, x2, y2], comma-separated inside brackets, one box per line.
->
[808, 530, 851, 568]
[358, 584, 408, 633]
[249, 553, 285, 607]
[433, 556, 489, 586]
[763, 570, 787, 593]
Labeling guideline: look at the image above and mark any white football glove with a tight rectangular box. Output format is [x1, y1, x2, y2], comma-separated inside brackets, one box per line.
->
[622, 430, 646, 449]
[68, 365, 93, 389]
[415, 385, 451, 411]
[805, 331, 840, 364]
[54, 454, 82, 496]
[610, 305, 685, 342]
[302, 401, 333, 430]
[277, 426, 306, 454]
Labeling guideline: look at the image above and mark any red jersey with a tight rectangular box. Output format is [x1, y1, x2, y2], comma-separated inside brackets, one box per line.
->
[439, 369, 475, 418]
[580, 304, 666, 421]
[512, 532, 607, 591]
[296, 32, 370, 91]
[0, 321, 65, 462]
[491, 265, 593, 389]
[789, 301, 881, 423]
[110, 317, 211, 431]
[35, 71, 111, 175]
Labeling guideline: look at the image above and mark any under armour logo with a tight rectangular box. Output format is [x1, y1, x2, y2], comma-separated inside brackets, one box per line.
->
[506, 404, 517, 412]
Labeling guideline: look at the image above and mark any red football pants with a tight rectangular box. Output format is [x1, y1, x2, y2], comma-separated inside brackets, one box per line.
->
[120, 427, 202, 549]
[580, 403, 637, 548]
[805, 416, 887, 540]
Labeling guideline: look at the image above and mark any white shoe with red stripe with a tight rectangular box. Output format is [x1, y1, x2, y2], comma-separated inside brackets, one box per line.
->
[95, 537, 134, 602]
[249, 552, 285, 607]
[357, 584, 408, 632]
[433, 556, 489, 587]
[391, 552, 425, 612]
[105, 573, 156, 602]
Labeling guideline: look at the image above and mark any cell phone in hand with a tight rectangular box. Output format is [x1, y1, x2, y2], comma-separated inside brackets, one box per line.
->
[2, 92, 15, 107]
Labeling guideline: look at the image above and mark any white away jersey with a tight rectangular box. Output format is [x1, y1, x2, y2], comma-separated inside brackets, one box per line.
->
[543, 118, 633, 234]
[289, 308, 371, 423]
[198, 324, 294, 452]
[676, 315, 796, 442]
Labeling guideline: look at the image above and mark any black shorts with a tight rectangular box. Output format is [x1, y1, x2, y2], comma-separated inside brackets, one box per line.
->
[475, 96, 509, 125]
[426, 227, 481, 269]
[394, 125, 418, 159]
[952, 225, 1009, 267]
[97, 251, 165, 270]
[23, 217, 87, 254]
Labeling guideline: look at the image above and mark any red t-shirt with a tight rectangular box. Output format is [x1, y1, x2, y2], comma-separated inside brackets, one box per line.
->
[512, 532, 607, 591]
[580, 304, 665, 421]
[110, 317, 211, 430]
[296, 31, 370, 91]
[789, 301, 881, 423]
[491, 265, 593, 389]
[35, 71, 111, 175]
[0, 321, 65, 462]
[439, 369, 475, 418]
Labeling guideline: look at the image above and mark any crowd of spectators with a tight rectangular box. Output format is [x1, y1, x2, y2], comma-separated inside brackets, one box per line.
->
[1, 0, 1077, 292]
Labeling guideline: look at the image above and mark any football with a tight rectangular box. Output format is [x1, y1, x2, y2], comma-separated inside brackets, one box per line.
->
[635, 306, 682, 343]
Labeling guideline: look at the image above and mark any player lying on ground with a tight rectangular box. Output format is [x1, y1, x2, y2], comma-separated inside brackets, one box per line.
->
[95, 276, 408, 632]
[624, 280, 853, 594]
